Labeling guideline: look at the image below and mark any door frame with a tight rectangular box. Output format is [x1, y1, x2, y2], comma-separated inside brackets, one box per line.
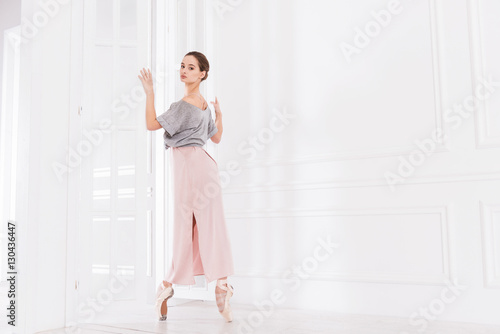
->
[65, 0, 84, 326]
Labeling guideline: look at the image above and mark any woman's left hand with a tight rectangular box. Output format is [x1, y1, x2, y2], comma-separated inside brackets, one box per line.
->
[138, 67, 154, 95]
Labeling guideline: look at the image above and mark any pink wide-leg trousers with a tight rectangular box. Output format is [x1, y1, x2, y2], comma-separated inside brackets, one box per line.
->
[164, 146, 235, 285]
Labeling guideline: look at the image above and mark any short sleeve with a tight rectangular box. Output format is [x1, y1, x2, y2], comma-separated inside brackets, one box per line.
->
[156, 102, 184, 136]
[207, 115, 218, 139]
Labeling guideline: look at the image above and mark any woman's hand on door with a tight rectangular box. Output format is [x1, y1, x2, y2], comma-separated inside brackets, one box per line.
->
[138, 67, 154, 95]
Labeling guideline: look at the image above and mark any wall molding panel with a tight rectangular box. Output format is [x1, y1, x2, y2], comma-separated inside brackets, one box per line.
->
[480, 201, 500, 288]
[228, 205, 454, 286]
[468, 0, 500, 149]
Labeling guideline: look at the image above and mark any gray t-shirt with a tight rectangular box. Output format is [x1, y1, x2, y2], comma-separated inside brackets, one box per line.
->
[156, 99, 219, 150]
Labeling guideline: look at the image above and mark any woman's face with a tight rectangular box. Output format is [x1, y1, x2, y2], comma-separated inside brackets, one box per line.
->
[180, 55, 205, 83]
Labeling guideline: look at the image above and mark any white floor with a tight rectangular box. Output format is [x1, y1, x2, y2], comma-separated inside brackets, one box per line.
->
[28, 299, 500, 334]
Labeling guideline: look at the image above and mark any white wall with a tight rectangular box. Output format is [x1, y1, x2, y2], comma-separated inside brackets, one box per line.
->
[0, 0, 21, 114]
[0, 2, 21, 331]
[14, 0, 73, 332]
[214, 0, 500, 326]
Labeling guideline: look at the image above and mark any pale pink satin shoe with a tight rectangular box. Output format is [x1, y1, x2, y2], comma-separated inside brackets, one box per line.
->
[215, 278, 234, 322]
[155, 281, 174, 321]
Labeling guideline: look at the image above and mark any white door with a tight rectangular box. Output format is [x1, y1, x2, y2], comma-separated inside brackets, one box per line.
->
[76, 0, 153, 319]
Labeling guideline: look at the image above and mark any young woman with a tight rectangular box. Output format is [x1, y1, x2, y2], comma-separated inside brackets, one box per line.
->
[138, 51, 235, 322]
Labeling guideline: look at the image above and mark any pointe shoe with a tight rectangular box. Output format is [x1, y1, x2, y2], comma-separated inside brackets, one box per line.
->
[155, 281, 174, 321]
[216, 279, 234, 322]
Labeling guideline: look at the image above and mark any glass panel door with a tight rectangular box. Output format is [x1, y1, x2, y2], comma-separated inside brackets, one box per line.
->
[77, 0, 153, 319]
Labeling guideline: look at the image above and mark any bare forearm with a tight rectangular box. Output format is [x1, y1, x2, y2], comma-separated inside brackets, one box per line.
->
[145, 92, 157, 129]
[214, 111, 223, 140]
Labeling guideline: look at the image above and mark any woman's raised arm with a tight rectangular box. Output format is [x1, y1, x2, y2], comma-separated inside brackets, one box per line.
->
[138, 67, 163, 131]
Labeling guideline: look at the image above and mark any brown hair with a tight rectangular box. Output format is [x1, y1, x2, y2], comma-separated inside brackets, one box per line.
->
[185, 51, 210, 82]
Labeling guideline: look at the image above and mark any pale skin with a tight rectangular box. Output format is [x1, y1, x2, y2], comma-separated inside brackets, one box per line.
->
[138, 55, 229, 316]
